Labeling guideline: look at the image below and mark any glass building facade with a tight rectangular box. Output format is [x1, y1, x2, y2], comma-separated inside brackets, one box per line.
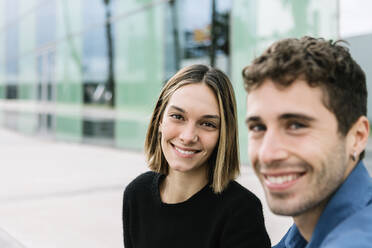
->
[0, 0, 338, 163]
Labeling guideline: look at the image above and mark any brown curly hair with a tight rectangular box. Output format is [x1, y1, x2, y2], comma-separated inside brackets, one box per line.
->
[242, 36, 367, 159]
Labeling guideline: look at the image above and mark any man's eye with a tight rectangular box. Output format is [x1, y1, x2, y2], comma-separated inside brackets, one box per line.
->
[249, 124, 266, 132]
[170, 114, 183, 120]
[288, 122, 307, 130]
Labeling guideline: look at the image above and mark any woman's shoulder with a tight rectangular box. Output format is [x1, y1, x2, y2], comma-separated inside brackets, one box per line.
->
[124, 171, 159, 196]
[218, 181, 271, 247]
[221, 180, 262, 208]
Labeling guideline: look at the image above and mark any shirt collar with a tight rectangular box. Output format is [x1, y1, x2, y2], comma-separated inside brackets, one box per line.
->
[284, 161, 372, 248]
[284, 225, 307, 248]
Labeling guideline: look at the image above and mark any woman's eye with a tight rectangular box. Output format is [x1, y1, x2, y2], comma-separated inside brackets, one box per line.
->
[170, 114, 183, 120]
[202, 122, 217, 128]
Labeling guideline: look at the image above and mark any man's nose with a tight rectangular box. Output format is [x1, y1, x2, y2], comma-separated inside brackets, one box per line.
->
[258, 129, 288, 165]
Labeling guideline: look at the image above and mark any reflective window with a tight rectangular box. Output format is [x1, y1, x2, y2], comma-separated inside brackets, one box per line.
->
[36, 0, 57, 46]
[81, 0, 116, 145]
[5, 0, 19, 98]
[35, 1, 57, 134]
[164, 0, 231, 80]
[82, 0, 116, 106]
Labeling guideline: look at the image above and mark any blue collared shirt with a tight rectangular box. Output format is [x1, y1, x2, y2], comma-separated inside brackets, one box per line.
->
[273, 161, 372, 248]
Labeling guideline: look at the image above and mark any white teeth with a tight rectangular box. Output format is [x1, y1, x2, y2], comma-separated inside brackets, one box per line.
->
[175, 146, 197, 155]
[266, 174, 300, 184]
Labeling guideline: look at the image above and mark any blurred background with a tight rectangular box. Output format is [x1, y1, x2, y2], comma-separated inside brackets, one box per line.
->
[0, 0, 372, 162]
[0, 0, 371, 247]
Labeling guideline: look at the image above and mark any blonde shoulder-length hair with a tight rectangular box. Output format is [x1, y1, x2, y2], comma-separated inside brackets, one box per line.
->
[144, 64, 240, 193]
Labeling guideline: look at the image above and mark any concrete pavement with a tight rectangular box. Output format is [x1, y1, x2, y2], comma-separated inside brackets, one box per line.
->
[0, 128, 149, 248]
[0, 228, 26, 248]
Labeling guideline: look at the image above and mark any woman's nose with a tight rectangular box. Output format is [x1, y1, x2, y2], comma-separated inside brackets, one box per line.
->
[179, 124, 198, 143]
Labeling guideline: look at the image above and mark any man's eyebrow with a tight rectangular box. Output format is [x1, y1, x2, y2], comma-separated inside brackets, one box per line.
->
[245, 116, 261, 125]
[245, 113, 315, 125]
[279, 113, 315, 121]
[169, 105, 220, 120]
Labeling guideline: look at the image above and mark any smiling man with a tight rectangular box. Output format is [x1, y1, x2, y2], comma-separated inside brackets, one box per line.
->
[243, 36, 372, 247]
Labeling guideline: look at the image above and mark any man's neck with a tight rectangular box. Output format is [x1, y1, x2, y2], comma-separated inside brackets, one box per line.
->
[293, 160, 358, 241]
[293, 200, 328, 242]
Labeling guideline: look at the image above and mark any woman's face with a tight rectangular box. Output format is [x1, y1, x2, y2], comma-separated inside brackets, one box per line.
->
[159, 83, 221, 174]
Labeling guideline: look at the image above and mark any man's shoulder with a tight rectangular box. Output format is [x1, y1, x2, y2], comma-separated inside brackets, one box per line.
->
[322, 203, 372, 247]
[272, 225, 307, 248]
[339, 202, 372, 228]
[272, 238, 286, 248]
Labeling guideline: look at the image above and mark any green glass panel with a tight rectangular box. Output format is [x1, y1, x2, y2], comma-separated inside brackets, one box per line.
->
[57, 0, 83, 40]
[17, 112, 38, 134]
[231, 0, 258, 164]
[55, 114, 83, 142]
[55, 38, 83, 104]
[18, 84, 36, 99]
[19, 0, 36, 54]
[19, 55, 37, 100]
[54, 1, 83, 140]
[116, 119, 147, 150]
[0, 86, 5, 99]
[19, 1, 37, 100]
[0, 0, 6, 99]
[56, 82, 82, 104]
[55, 0, 83, 104]
[114, 1, 164, 149]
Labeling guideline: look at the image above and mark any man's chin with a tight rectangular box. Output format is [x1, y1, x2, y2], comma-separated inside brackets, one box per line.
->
[270, 206, 301, 216]
[266, 196, 308, 216]
[268, 199, 318, 217]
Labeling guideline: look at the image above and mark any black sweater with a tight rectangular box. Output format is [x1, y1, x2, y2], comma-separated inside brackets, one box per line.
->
[123, 171, 271, 248]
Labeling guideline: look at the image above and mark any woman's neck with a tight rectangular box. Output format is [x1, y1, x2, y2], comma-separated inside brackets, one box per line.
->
[160, 167, 208, 204]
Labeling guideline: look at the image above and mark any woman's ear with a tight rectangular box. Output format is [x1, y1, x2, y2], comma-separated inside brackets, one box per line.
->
[348, 116, 370, 160]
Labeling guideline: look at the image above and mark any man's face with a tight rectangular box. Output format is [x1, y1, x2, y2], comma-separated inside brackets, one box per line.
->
[246, 79, 352, 216]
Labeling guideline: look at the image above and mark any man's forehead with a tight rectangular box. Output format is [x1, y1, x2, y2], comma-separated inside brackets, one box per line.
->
[247, 78, 323, 100]
[246, 79, 329, 119]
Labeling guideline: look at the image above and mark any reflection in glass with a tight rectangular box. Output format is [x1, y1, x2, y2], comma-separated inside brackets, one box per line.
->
[36, 0, 57, 46]
[35, 0, 57, 135]
[165, 0, 231, 80]
[82, 0, 116, 107]
[5, 0, 20, 99]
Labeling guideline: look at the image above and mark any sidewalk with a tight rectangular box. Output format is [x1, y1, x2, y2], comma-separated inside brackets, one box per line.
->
[0, 128, 291, 247]
[0, 228, 26, 248]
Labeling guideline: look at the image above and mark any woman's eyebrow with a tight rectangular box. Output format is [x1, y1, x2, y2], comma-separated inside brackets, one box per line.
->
[169, 105, 220, 120]
[169, 105, 185, 113]
[203, 115, 220, 120]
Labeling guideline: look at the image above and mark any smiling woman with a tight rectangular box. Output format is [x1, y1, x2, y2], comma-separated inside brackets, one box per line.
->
[159, 83, 220, 183]
[122, 64, 271, 248]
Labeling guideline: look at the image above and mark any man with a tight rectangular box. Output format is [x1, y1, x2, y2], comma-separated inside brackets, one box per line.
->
[243, 36, 372, 247]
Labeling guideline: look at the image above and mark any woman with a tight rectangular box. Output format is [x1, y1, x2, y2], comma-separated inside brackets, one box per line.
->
[123, 64, 271, 248]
